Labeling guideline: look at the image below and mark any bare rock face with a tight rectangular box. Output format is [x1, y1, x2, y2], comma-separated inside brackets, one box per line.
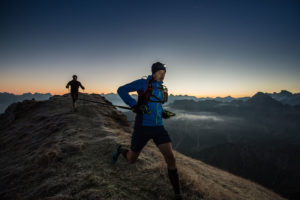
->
[0, 93, 286, 200]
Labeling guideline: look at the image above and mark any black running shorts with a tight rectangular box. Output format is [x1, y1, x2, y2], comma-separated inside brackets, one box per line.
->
[71, 92, 78, 103]
[130, 125, 172, 153]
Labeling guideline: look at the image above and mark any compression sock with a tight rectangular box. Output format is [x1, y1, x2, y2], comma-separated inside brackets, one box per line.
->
[168, 168, 181, 195]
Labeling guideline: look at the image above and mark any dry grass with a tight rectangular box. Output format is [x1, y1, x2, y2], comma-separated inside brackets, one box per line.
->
[0, 94, 286, 200]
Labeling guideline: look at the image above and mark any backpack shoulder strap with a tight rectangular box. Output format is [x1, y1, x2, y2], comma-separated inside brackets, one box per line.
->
[137, 78, 154, 105]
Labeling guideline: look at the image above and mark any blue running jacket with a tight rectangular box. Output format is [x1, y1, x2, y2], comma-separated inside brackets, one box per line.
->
[117, 75, 164, 126]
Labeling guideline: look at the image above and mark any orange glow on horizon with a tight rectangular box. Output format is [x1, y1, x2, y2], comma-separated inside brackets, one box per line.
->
[2, 89, 299, 98]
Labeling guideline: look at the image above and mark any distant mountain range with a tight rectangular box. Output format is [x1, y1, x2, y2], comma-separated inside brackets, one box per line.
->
[102, 90, 300, 106]
[169, 91, 300, 115]
[0, 92, 52, 113]
[1, 90, 299, 114]
[166, 91, 300, 199]
[268, 90, 300, 106]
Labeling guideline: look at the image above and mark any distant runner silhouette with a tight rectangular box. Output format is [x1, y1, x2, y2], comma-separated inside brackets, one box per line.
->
[66, 75, 85, 112]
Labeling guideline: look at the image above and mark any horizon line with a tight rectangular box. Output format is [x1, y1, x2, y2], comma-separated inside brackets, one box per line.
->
[1, 89, 299, 99]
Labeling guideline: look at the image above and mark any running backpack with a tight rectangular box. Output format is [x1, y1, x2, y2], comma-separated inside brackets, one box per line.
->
[137, 78, 168, 106]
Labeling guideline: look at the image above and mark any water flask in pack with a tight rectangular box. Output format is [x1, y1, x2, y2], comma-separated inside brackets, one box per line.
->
[163, 86, 168, 104]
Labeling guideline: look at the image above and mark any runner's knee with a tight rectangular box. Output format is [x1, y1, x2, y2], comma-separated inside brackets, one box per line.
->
[164, 153, 176, 165]
[127, 151, 139, 164]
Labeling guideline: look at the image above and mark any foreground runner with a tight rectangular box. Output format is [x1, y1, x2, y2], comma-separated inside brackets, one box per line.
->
[112, 62, 182, 200]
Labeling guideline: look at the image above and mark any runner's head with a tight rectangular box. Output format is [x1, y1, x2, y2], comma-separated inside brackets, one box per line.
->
[152, 62, 166, 82]
[72, 75, 77, 80]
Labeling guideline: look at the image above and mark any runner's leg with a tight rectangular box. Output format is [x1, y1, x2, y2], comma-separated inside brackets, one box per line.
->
[158, 142, 181, 196]
[158, 142, 176, 169]
[119, 125, 149, 164]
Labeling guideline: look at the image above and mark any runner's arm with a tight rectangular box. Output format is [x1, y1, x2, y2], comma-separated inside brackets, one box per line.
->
[79, 82, 85, 90]
[117, 79, 144, 107]
[66, 81, 71, 89]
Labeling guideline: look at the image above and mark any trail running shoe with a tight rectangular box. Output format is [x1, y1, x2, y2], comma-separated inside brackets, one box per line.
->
[111, 144, 122, 164]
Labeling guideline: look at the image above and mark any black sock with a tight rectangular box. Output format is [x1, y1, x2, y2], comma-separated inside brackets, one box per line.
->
[119, 147, 128, 159]
[168, 168, 180, 195]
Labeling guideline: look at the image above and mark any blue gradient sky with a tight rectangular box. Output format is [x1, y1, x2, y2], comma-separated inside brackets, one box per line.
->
[1, 0, 300, 97]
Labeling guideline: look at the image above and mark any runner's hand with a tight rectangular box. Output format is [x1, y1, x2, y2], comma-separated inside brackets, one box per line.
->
[132, 104, 149, 114]
[162, 110, 175, 119]
[132, 104, 141, 113]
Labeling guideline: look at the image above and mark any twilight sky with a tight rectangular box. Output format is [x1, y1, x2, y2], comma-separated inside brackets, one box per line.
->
[0, 0, 300, 97]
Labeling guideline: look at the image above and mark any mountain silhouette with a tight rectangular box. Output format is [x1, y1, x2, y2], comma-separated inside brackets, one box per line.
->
[0, 92, 52, 113]
[247, 92, 283, 107]
[268, 90, 300, 106]
[167, 91, 300, 199]
[0, 94, 286, 200]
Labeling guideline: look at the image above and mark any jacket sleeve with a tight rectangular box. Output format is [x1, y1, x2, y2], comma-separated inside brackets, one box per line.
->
[66, 81, 71, 88]
[117, 79, 144, 107]
[79, 82, 85, 90]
